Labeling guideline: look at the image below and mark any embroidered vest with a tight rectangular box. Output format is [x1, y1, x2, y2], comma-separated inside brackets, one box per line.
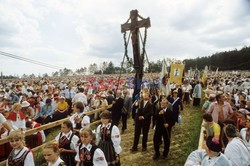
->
[8, 149, 30, 166]
[78, 144, 97, 166]
[58, 132, 74, 149]
[100, 124, 113, 142]
[75, 114, 85, 129]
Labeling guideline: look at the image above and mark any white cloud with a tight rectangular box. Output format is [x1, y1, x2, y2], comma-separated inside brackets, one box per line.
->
[0, 0, 249, 76]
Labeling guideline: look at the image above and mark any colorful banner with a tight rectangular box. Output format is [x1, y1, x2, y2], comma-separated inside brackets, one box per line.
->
[169, 63, 185, 84]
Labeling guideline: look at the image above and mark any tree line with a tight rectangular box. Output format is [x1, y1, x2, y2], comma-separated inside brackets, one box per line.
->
[2, 46, 249, 79]
[183, 46, 250, 71]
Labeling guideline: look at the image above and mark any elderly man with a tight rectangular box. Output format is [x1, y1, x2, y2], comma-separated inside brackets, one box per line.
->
[112, 90, 124, 126]
[153, 99, 175, 159]
[224, 124, 250, 166]
[121, 90, 132, 133]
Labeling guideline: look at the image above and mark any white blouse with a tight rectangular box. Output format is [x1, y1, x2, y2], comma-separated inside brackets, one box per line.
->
[69, 112, 90, 129]
[6, 147, 34, 166]
[55, 130, 79, 150]
[96, 123, 122, 154]
[48, 157, 65, 166]
[75, 143, 108, 166]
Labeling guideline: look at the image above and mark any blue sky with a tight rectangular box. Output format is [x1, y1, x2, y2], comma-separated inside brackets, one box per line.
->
[0, 0, 250, 76]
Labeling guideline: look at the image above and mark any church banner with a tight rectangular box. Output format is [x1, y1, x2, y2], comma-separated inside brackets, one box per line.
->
[169, 63, 185, 84]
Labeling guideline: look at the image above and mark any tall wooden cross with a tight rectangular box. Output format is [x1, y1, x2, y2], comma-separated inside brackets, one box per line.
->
[121, 10, 151, 101]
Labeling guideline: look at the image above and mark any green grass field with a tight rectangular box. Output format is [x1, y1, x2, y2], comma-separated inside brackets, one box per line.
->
[120, 104, 202, 166]
[35, 104, 202, 166]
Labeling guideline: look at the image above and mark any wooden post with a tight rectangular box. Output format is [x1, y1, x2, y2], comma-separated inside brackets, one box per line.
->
[121, 10, 151, 101]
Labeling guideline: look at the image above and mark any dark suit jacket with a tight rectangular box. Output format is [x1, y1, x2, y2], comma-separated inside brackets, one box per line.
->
[106, 95, 114, 105]
[155, 106, 175, 128]
[112, 97, 124, 118]
[136, 100, 153, 123]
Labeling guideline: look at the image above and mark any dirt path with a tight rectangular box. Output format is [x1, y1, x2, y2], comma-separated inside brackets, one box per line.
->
[119, 105, 202, 166]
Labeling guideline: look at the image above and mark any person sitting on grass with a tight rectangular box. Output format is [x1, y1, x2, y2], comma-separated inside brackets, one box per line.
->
[224, 124, 250, 166]
[203, 113, 221, 141]
[184, 136, 230, 166]
[53, 96, 68, 121]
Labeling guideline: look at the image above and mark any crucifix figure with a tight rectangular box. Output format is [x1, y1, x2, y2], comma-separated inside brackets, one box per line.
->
[121, 10, 151, 101]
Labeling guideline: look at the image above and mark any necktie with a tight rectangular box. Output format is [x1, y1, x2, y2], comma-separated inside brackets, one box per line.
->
[102, 127, 107, 141]
[59, 136, 67, 147]
[69, 90, 71, 99]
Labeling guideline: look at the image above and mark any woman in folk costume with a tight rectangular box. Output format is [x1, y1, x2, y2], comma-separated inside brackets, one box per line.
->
[75, 128, 107, 166]
[96, 110, 122, 166]
[0, 113, 13, 160]
[25, 118, 46, 148]
[55, 120, 79, 166]
[43, 142, 66, 166]
[7, 103, 26, 131]
[69, 102, 90, 135]
[6, 130, 35, 166]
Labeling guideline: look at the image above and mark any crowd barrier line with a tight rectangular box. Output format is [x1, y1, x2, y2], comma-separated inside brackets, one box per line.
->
[0, 105, 112, 166]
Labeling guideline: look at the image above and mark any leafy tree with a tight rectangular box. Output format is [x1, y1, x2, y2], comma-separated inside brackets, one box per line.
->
[88, 63, 98, 74]
[52, 71, 59, 77]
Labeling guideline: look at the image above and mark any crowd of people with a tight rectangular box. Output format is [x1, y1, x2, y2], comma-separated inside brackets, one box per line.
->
[185, 72, 250, 166]
[0, 71, 249, 165]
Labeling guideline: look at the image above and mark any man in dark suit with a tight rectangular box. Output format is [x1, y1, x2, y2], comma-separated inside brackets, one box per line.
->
[106, 90, 114, 105]
[121, 90, 132, 133]
[106, 90, 114, 111]
[153, 99, 175, 160]
[131, 92, 153, 152]
[112, 90, 124, 126]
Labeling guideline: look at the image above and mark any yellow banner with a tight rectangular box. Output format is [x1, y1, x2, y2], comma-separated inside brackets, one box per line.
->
[169, 64, 185, 84]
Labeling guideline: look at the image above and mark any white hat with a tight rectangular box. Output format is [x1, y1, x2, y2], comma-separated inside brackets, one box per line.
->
[21, 101, 30, 107]
[209, 94, 216, 98]
[60, 96, 65, 99]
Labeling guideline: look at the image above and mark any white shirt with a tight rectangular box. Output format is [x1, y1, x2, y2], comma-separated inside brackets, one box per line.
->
[240, 128, 250, 151]
[0, 113, 6, 125]
[224, 137, 250, 166]
[63, 89, 76, 99]
[185, 149, 231, 166]
[143, 101, 148, 108]
[7, 115, 26, 130]
[55, 130, 79, 150]
[69, 112, 90, 129]
[6, 147, 35, 166]
[72, 93, 87, 105]
[48, 157, 65, 166]
[96, 123, 122, 154]
[75, 143, 108, 166]
[224, 85, 234, 93]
